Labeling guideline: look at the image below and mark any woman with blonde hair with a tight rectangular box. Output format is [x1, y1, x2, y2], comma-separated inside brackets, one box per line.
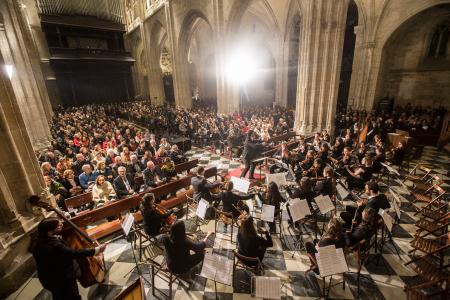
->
[92, 175, 116, 204]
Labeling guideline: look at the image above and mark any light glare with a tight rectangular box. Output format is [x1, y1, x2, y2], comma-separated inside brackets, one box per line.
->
[226, 47, 258, 84]
[5, 65, 13, 80]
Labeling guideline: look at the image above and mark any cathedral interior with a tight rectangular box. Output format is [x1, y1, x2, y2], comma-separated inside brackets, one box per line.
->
[0, 0, 449, 299]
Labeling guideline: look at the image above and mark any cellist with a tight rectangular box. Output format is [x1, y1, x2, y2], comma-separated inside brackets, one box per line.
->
[140, 193, 175, 237]
[29, 217, 107, 300]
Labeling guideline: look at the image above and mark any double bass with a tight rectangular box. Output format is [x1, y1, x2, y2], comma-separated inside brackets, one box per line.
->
[29, 196, 105, 287]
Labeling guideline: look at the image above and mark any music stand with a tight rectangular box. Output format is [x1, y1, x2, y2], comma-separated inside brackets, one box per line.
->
[314, 246, 348, 300]
[376, 209, 403, 262]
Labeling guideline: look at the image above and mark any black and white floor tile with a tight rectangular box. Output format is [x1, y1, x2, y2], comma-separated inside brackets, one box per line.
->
[7, 146, 449, 300]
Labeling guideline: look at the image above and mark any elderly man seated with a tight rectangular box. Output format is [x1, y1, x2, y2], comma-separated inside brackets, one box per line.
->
[78, 164, 99, 191]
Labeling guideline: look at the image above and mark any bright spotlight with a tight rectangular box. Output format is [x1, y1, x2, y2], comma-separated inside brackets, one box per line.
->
[5, 65, 13, 80]
[226, 47, 259, 84]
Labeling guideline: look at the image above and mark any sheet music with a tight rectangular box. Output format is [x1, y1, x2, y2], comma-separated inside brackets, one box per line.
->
[281, 206, 290, 221]
[261, 204, 275, 222]
[378, 208, 394, 232]
[121, 213, 134, 236]
[315, 245, 348, 277]
[380, 162, 400, 176]
[196, 199, 209, 219]
[314, 195, 334, 214]
[200, 253, 233, 286]
[254, 276, 281, 299]
[336, 183, 349, 200]
[265, 172, 287, 187]
[230, 176, 250, 193]
[289, 199, 311, 222]
[389, 189, 402, 219]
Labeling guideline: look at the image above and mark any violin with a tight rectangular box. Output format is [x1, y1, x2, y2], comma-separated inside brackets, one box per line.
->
[155, 204, 177, 225]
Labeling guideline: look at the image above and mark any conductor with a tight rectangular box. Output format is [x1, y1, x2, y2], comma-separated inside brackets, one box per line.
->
[240, 130, 264, 180]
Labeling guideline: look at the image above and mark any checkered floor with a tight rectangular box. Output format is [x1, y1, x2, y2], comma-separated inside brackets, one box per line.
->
[7, 146, 449, 300]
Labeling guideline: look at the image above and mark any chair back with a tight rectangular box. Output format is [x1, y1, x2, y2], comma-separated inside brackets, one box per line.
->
[233, 249, 263, 275]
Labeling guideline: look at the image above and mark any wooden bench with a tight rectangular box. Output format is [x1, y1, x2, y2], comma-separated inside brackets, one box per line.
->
[64, 192, 93, 212]
[175, 159, 198, 174]
[70, 167, 218, 239]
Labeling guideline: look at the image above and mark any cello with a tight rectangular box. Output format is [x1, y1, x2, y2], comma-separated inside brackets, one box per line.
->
[29, 196, 105, 287]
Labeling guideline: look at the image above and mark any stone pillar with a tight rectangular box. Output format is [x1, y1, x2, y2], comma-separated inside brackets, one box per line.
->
[274, 40, 285, 106]
[213, 0, 239, 114]
[165, 1, 192, 108]
[295, 0, 349, 135]
[0, 43, 47, 298]
[0, 0, 51, 149]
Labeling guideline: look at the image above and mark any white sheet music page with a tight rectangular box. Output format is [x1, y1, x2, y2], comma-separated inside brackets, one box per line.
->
[230, 176, 250, 193]
[289, 199, 311, 222]
[196, 199, 209, 219]
[336, 183, 349, 200]
[265, 172, 287, 187]
[261, 204, 275, 222]
[200, 252, 216, 280]
[378, 208, 394, 232]
[214, 255, 234, 286]
[314, 195, 334, 214]
[254, 276, 281, 299]
[381, 162, 400, 176]
[316, 245, 348, 277]
[121, 213, 135, 236]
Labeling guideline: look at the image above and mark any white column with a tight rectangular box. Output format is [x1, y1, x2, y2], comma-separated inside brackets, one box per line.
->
[295, 0, 349, 135]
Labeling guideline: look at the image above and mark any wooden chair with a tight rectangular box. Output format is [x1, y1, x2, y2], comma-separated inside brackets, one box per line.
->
[214, 208, 238, 243]
[113, 276, 145, 300]
[232, 249, 264, 290]
[415, 213, 449, 238]
[64, 192, 94, 212]
[412, 184, 447, 212]
[403, 164, 432, 185]
[413, 174, 443, 193]
[151, 259, 191, 300]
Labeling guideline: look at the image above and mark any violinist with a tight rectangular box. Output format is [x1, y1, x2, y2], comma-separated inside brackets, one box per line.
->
[140, 193, 175, 237]
[297, 150, 315, 176]
[269, 142, 291, 174]
[314, 167, 335, 198]
[29, 217, 106, 300]
[390, 141, 405, 166]
[330, 146, 353, 177]
[345, 207, 376, 247]
[372, 146, 386, 174]
[191, 166, 220, 203]
[293, 137, 308, 164]
[317, 143, 331, 164]
[216, 181, 254, 218]
[355, 142, 367, 164]
[303, 158, 325, 179]
[340, 182, 389, 229]
[286, 177, 315, 209]
[330, 138, 344, 159]
[345, 156, 374, 191]
[373, 134, 385, 152]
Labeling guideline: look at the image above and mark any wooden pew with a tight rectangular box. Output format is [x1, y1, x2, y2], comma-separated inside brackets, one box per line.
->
[175, 159, 198, 174]
[71, 167, 218, 239]
[64, 192, 93, 212]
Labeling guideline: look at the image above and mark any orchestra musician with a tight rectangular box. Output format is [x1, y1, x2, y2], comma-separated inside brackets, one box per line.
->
[372, 146, 386, 174]
[297, 150, 315, 176]
[286, 177, 315, 209]
[340, 181, 390, 229]
[355, 142, 367, 164]
[215, 181, 254, 218]
[314, 167, 335, 198]
[330, 138, 345, 159]
[344, 207, 376, 247]
[29, 218, 106, 300]
[237, 216, 273, 264]
[303, 158, 325, 179]
[191, 166, 220, 203]
[140, 193, 175, 237]
[330, 146, 353, 178]
[269, 141, 291, 174]
[390, 141, 406, 166]
[292, 137, 308, 165]
[305, 218, 344, 274]
[345, 156, 374, 191]
[158, 221, 214, 275]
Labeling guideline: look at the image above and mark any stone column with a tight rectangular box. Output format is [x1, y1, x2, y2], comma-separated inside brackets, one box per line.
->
[165, 1, 192, 108]
[213, 0, 239, 114]
[0, 43, 47, 298]
[0, 0, 51, 149]
[295, 0, 349, 135]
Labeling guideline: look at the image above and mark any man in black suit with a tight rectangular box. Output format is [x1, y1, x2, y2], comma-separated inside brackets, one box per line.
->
[30, 218, 106, 300]
[315, 167, 335, 197]
[143, 161, 165, 189]
[191, 166, 220, 203]
[240, 130, 264, 180]
[113, 166, 136, 198]
[345, 207, 376, 247]
[341, 181, 390, 228]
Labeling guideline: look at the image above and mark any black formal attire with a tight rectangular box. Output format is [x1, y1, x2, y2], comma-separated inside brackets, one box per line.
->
[218, 191, 253, 218]
[237, 231, 273, 264]
[158, 235, 206, 274]
[240, 137, 264, 179]
[142, 166, 164, 189]
[341, 194, 390, 228]
[141, 206, 172, 237]
[345, 222, 374, 247]
[113, 174, 136, 198]
[191, 175, 219, 203]
[31, 235, 95, 300]
[315, 177, 334, 198]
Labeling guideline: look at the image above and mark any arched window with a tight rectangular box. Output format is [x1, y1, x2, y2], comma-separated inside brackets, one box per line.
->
[428, 23, 449, 58]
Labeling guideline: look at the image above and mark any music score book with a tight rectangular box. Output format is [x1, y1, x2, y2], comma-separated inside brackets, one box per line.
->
[252, 276, 281, 299]
[336, 182, 350, 200]
[121, 213, 135, 236]
[289, 199, 311, 222]
[230, 176, 250, 193]
[315, 245, 348, 277]
[200, 252, 233, 286]
[378, 208, 394, 232]
[261, 204, 275, 222]
[196, 199, 209, 219]
[265, 172, 287, 187]
[381, 162, 400, 176]
[314, 195, 334, 214]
